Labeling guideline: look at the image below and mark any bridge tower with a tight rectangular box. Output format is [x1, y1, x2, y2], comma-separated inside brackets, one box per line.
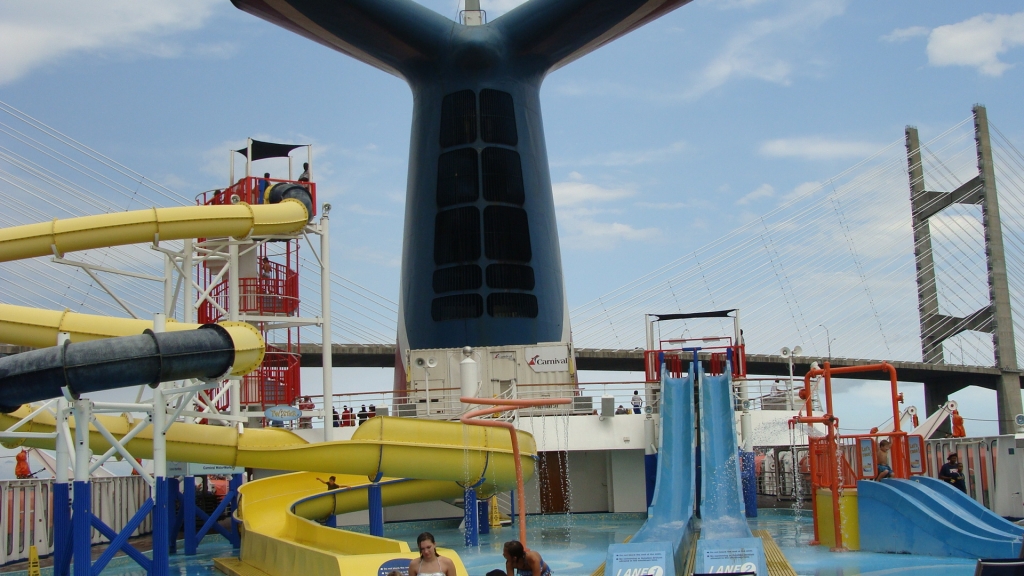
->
[906, 105, 1023, 434]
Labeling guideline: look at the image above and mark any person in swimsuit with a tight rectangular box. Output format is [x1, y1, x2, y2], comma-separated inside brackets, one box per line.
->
[504, 540, 552, 576]
[409, 532, 456, 576]
[874, 439, 892, 481]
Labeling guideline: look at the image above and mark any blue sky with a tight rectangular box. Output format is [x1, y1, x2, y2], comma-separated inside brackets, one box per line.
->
[2, 0, 1024, 438]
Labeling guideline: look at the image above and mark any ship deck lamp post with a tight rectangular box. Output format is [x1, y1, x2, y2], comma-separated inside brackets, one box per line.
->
[781, 345, 802, 411]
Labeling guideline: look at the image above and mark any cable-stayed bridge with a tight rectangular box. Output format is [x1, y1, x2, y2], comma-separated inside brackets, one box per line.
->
[3, 102, 1024, 430]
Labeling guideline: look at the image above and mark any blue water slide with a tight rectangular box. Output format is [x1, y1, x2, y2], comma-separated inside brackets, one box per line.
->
[698, 368, 752, 540]
[692, 366, 766, 575]
[858, 478, 1023, 558]
[914, 476, 1024, 537]
[606, 364, 696, 575]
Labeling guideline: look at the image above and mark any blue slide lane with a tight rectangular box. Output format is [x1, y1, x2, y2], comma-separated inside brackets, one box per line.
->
[693, 367, 766, 575]
[859, 478, 1023, 558]
[698, 369, 752, 540]
[914, 476, 1024, 537]
[605, 365, 696, 576]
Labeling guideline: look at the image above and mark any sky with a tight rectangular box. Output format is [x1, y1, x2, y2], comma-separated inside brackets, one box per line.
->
[1, 0, 1024, 460]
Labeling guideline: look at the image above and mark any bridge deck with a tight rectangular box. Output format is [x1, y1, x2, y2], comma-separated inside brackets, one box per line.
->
[2, 344, 1011, 392]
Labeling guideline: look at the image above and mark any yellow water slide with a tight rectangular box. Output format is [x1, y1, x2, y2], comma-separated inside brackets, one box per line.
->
[0, 201, 533, 575]
[0, 200, 312, 370]
[1, 409, 533, 575]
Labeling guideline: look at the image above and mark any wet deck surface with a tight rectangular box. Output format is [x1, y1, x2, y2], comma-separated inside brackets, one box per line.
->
[1, 512, 984, 576]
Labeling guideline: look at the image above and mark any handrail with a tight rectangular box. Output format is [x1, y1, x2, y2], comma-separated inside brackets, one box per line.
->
[460, 397, 572, 545]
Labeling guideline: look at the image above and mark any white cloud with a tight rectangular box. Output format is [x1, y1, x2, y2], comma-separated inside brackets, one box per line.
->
[636, 201, 688, 210]
[554, 141, 687, 168]
[927, 12, 1024, 76]
[688, 0, 846, 97]
[557, 211, 659, 250]
[0, 0, 220, 85]
[781, 180, 824, 203]
[551, 177, 657, 249]
[759, 137, 883, 160]
[735, 184, 775, 205]
[552, 181, 634, 207]
[881, 26, 930, 43]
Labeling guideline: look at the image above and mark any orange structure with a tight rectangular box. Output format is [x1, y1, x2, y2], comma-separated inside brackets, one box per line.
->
[14, 450, 30, 479]
[951, 409, 966, 437]
[460, 396, 572, 545]
[791, 361, 926, 551]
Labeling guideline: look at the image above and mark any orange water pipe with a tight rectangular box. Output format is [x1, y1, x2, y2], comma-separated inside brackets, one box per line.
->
[794, 361, 904, 551]
[460, 397, 572, 545]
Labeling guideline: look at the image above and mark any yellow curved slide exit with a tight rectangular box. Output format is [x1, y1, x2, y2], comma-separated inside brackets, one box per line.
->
[1, 408, 534, 576]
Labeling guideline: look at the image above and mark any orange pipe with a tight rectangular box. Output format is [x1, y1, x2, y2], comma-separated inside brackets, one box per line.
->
[460, 397, 572, 546]
[794, 360, 906, 551]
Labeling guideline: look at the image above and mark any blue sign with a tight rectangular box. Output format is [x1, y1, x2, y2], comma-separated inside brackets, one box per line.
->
[264, 405, 301, 422]
[377, 558, 411, 576]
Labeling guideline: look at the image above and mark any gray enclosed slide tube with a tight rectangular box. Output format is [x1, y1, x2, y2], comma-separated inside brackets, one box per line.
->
[0, 325, 235, 412]
[267, 184, 314, 222]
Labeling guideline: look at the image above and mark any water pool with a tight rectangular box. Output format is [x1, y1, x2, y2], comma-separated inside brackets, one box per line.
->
[83, 510, 980, 576]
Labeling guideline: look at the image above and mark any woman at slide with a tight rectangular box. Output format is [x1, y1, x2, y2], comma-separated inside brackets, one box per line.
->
[409, 532, 457, 576]
[503, 540, 552, 576]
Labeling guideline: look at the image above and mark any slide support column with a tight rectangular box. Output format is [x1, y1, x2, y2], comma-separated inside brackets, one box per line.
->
[368, 480, 384, 537]
[464, 487, 478, 547]
[184, 475, 197, 554]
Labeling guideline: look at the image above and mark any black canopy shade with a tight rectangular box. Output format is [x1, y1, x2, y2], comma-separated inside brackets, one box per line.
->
[235, 140, 306, 161]
[650, 310, 736, 322]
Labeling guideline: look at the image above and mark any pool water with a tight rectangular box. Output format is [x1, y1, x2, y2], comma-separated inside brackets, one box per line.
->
[85, 510, 979, 576]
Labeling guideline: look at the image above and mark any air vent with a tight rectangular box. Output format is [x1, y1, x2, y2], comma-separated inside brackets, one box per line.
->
[437, 148, 479, 207]
[433, 265, 483, 293]
[487, 293, 538, 318]
[479, 89, 517, 145]
[432, 294, 484, 321]
[440, 90, 477, 148]
[484, 206, 531, 262]
[482, 147, 524, 205]
[486, 263, 534, 290]
[434, 207, 481, 265]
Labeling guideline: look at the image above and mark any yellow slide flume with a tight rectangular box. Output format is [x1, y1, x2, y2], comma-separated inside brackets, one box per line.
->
[0, 200, 310, 263]
[1, 408, 535, 576]
[0, 200, 311, 374]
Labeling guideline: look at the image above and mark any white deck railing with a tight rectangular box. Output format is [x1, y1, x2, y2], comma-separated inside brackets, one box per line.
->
[1, 476, 152, 565]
